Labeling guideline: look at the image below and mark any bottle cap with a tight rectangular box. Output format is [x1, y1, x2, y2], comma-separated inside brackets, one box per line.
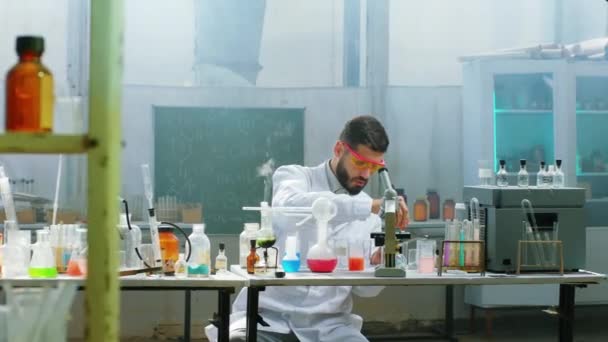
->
[520, 159, 526, 166]
[540, 161, 546, 166]
[250, 239, 257, 248]
[219, 242, 225, 250]
[16, 36, 44, 55]
[499, 159, 506, 166]
[275, 271, 286, 278]
[193, 223, 205, 233]
[556, 159, 562, 167]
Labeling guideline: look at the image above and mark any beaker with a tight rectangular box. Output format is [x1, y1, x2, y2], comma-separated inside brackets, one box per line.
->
[330, 238, 348, 270]
[478, 160, 493, 186]
[348, 240, 366, 271]
[416, 238, 436, 274]
[29, 230, 57, 278]
[282, 235, 300, 273]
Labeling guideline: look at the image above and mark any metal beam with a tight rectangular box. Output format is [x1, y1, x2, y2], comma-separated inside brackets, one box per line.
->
[86, 0, 123, 341]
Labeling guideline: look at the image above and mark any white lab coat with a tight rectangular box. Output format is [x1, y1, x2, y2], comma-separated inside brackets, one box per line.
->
[206, 161, 384, 342]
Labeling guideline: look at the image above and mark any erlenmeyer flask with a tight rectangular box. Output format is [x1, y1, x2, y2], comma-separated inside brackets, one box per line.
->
[29, 230, 57, 278]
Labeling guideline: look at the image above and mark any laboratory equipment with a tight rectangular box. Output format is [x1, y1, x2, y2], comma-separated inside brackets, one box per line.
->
[330, 238, 348, 270]
[66, 228, 87, 276]
[247, 240, 258, 274]
[426, 189, 440, 219]
[463, 186, 585, 272]
[442, 199, 455, 221]
[496, 160, 509, 187]
[1, 224, 29, 277]
[186, 224, 211, 277]
[0, 167, 18, 235]
[553, 159, 564, 188]
[416, 237, 436, 273]
[478, 160, 494, 186]
[239, 223, 259, 267]
[281, 235, 300, 273]
[517, 159, 529, 187]
[141, 164, 162, 269]
[159, 226, 179, 275]
[29, 230, 57, 278]
[413, 197, 428, 221]
[543, 165, 555, 187]
[348, 240, 366, 271]
[5, 36, 54, 132]
[305, 197, 338, 273]
[536, 161, 546, 187]
[174, 253, 187, 278]
[215, 243, 227, 273]
[373, 168, 411, 277]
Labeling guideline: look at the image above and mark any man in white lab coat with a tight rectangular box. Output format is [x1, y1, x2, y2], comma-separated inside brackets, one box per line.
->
[206, 115, 408, 341]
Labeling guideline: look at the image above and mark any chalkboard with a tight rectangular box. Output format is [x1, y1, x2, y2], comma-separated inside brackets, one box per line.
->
[154, 107, 304, 234]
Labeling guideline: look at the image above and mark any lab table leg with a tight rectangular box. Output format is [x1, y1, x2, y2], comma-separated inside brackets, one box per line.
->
[558, 284, 575, 342]
[218, 288, 233, 342]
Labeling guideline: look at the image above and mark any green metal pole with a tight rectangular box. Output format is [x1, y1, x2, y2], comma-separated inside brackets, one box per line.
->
[87, 0, 123, 341]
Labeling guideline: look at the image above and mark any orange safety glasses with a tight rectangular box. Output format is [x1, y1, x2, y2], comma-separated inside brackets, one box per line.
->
[341, 142, 385, 173]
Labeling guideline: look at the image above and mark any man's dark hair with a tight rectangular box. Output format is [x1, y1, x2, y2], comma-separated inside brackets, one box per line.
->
[339, 115, 389, 153]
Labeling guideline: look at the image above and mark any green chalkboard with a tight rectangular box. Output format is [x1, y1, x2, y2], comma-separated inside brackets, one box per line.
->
[154, 107, 304, 234]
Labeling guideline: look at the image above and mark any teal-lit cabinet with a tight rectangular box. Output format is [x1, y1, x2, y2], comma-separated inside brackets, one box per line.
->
[572, 62, 608, 199]
[462, 59, 569, 186]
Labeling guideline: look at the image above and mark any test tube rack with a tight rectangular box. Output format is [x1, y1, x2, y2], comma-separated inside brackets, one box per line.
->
[437, 240, 486, 276]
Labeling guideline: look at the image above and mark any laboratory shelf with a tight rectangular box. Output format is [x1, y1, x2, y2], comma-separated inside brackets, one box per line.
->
[494, 109, 553, 114]
[576, 110, 608, 115]
[577, 172, 608, 176]
[0, 133, 90, 154]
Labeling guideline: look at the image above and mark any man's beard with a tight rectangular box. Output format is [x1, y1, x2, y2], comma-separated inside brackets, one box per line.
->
[336, 157, 368, 195]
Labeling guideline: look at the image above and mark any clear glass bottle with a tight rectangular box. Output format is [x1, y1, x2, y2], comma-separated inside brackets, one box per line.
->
[554, 159, 565, 188]
[536, 161, 546, 187]
[174, 253, 187, 278]
[496, 160, 509, 187]
[6, 36, 54, 132]
[215, 242, 228, 273]
[544, 165, 555, 187]
[239, 223, 259, 267]
[186, 223, 211, 277]
[517, 159, 529, 188]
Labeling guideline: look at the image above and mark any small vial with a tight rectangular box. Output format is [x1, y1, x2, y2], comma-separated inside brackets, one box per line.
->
[496, 160, 508, 187]
[215, 243, 228, 273]
[554, 159, 565, 188]
[174, 253, 187, 278]
[536, 161, 546, 187]
[517, 159, 529, 188]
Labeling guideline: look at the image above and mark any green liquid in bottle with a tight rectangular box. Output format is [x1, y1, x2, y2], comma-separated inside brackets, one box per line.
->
[29, 267, 58, 278]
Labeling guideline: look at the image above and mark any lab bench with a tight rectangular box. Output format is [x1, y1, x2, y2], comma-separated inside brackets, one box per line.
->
[230, 265, 604, 342]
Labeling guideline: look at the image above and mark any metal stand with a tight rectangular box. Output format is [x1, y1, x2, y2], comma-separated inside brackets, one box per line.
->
[246, 286, 265, 342]
[438, 240, 485, 276]
[558, 284, 575, 342]
[184, 290, 191, 341]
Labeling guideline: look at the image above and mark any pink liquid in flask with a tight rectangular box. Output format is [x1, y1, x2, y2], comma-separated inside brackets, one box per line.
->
[307, 258, 338, 273]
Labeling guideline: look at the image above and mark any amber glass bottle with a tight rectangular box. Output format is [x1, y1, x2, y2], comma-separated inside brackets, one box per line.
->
[414, 197, 429, 222]
[159, 227, 180, 275]
[247, 239, 259, 274]
[443, 199, 455, 221]
[6, 36, 54, 132]
[427, 189, 440, 219]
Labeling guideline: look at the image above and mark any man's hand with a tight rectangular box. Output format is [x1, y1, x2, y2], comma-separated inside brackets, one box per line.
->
[396, 196, 409, 230]
[370, 247, 382, 265]
[371, 199, 383, 214]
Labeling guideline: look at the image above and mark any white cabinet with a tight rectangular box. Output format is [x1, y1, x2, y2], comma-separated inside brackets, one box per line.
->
[576, 227, 608, 304]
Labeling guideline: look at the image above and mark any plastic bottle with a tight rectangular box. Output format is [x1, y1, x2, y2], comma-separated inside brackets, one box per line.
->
[215, 243, 227, 273]
[554, 159, 565, 188]
[6, 36, 54, 132]
[426, 189, 440, 219]
[239, 223, 259, 267]
[496, 160, 509, 187]
[186, 223, 211, 277]
[174, 253, 187, 278]
[29, 230, 57, 278]
[517, 159, 529, 188]
[413, 197, 428, 222]
[536, 161, 546, 187]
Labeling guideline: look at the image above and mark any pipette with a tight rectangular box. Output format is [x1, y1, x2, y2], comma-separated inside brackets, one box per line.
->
[0, 166, 19, 237]
[141, 164, 162, 268]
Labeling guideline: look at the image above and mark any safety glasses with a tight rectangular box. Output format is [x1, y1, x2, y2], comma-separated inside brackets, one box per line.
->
[341, 142, 385, 173]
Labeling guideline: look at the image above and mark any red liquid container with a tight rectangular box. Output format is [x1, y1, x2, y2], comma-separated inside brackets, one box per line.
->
[348, 257, 365, 271]
[307, 258, 338, 273]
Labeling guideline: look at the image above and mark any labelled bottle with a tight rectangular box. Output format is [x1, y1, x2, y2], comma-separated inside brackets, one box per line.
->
[215, 242, 228, 273]
[6, 36, 54, 132]
[544, 165, 555, 187]
[496, 160, 509, 187]
[554, 159, 565, 188]
[426, 189, 440, 220]
[536, 161, 546, 187]
[239, 223, 259, 268]
[29, 229, 58, 278]
[247, 240, 259, 274]
[186, 224, 211, 277]
[158, 226, 180, 275]
[517, 159, 529, 188]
